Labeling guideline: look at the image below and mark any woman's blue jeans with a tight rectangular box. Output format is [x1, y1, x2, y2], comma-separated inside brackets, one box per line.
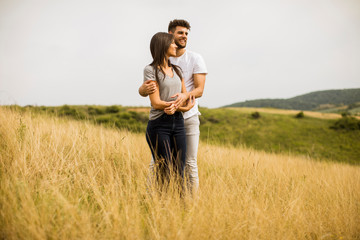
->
[146, 112, 186, 186]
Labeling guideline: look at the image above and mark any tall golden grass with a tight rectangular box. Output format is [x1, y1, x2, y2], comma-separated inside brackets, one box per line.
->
[0, 107, 359, 240]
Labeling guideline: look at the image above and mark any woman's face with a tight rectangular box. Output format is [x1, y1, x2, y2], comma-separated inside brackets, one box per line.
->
[166, 40, 177, 57]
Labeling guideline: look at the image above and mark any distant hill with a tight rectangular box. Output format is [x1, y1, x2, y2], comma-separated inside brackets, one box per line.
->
[223, 88, 360, 111]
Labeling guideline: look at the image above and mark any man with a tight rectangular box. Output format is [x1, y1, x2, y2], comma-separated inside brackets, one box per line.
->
[139, 19, 207, 192]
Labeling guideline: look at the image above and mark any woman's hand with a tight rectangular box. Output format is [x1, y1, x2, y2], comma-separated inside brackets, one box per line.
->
[148, 81, 177, 110]
[164, 103, 177, 115]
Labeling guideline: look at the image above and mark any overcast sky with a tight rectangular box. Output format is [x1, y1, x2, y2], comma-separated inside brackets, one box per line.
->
[1, 0, 359, 108]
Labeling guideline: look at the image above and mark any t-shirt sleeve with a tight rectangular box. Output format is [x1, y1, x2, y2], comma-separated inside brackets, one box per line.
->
[143, 65, 156, 82]
[193, 54, 208, 74]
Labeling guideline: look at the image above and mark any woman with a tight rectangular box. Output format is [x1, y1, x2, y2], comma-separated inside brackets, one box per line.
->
[144, 32, 195, 188]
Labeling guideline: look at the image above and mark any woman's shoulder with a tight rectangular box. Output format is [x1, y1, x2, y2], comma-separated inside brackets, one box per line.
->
[143, 65, 156, 81]
[143, 65, 157, 77]
[144, 65, 155, 72]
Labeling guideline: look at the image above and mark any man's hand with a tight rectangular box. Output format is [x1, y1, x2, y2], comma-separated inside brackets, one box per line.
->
[164, 103, 177, 115]
[177, 95, 196, 112]
[184, 95, 195, 111]
[139, 80, 157, 97]
[170, 92, 189, 108]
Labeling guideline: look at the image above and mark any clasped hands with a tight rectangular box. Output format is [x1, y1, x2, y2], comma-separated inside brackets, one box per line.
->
[164, 93, 195, 115]
[142, 80, 195, 115]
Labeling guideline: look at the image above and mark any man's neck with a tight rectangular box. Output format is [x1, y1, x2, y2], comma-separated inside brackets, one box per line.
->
[175, 48, 186, 57]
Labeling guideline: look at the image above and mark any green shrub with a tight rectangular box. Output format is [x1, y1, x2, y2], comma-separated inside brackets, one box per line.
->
[105, 105, 120, 114]
[295, 111, 305, 118]
[251, 112, 261, 119]
[57, 105, 86, 119]
[88, 107, 104, 115]
[341, 112, 350, 117]
[330, 116, 360, 130]
[117, 112, 131, 120]
[129, 111, 149, 123]
[206, 116, 220, 123]
[58, 105, 76, 116]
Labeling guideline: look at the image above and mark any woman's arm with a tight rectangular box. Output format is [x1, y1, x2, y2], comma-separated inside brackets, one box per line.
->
[169, 78, 190, 107]
[164, 79, 194, 114]
[149, 81, 174, 110]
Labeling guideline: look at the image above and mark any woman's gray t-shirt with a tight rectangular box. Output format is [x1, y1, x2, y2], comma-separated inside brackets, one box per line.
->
[143, 65, 182, 120]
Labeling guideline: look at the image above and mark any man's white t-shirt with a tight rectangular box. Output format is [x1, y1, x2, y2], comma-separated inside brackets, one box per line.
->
[170, 50, 208, 119]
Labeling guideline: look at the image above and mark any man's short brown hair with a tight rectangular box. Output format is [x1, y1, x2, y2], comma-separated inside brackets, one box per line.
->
[168, 19, 191, 33]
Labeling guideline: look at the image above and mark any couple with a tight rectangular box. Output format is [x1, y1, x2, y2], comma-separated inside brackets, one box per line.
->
[139, 19, 207, 192]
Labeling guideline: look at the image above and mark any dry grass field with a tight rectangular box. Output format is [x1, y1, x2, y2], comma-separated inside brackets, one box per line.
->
[1, 107, 359, 239]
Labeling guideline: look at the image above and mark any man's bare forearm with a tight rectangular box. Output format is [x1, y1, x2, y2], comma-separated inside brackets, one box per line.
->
[191, 73, 206, 98]
[138, 84, 148, 97]
[188, 87, 204, 98]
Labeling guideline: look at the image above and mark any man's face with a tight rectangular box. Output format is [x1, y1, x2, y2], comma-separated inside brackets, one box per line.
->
[170, 26, 189, 49]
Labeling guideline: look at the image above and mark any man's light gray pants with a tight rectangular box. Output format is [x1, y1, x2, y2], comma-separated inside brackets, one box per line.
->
[149, 114, 200, 192]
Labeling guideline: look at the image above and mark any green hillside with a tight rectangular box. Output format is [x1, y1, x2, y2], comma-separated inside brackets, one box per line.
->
[199, 108, 360, 165]
[224, 88, 360, 112]
[7, 105, 360, 165]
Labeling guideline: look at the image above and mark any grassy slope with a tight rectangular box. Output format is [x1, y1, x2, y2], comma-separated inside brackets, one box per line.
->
[200, 108, 360, 164]
[1, 107, 359, 239]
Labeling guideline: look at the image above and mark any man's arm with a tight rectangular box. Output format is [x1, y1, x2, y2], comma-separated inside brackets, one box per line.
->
[177, 95, 195, 112]
[171, 73, 206, 107]
[170, 73, 205, 111]
[189, 73, 206, 98]
[139, 80, 157, 97]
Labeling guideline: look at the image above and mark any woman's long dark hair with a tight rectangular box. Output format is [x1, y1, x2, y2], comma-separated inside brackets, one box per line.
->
[149, 32, 182, 82]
